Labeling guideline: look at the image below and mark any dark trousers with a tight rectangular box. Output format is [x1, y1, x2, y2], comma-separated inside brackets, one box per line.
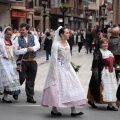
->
[19, 61, 37, 99]
[114, 55, 120, 81]
[86, 43, 92, 54]
[78, 42, 82, 53]
[46, 50, 51, 60]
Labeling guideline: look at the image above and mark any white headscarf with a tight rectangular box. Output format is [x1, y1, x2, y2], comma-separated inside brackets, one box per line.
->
[0, 26, 15, 76]
[53, 26, 63, 43]
[1, 26, 12, 40]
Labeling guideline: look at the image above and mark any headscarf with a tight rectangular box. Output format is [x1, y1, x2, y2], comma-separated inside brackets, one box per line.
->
[0, 26, 15, 75]
[1, 26, 12, 40]
[53, 26, 63, 43]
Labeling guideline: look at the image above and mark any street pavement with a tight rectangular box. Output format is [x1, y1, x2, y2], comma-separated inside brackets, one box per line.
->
[0, 46, 120, 120]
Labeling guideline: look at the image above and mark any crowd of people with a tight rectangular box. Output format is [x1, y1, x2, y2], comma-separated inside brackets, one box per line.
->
[0, 23, 120, 117]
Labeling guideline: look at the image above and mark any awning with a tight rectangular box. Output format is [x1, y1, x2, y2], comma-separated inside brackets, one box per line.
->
[0, 0, 16, 3]
[11, 6, 34, 12]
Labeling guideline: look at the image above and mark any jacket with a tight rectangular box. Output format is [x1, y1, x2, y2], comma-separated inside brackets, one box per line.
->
[108, 36, 120, 55]
[117, 85, 120, 100]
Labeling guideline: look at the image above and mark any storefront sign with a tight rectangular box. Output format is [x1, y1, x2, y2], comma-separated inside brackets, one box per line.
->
[11, 10, 27, 18]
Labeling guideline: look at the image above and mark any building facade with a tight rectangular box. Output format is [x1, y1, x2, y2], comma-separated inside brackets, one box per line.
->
[0, 0, 50, 31]
[113, 0, 120, 25]
[87, 0, 113, 29]
[0, 0, 16, 29]
[11, 0, 50, 31]
[50, 0, 84, 30]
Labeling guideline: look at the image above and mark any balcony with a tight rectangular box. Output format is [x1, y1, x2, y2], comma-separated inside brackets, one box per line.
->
[0, 0, 16, 3]
[88, 1, 98, 10]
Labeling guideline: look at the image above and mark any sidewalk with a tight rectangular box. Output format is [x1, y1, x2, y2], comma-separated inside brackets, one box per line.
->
[0, 46, 120, 120]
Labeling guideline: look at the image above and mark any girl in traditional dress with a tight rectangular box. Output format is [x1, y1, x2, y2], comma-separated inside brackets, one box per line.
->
[41, 26, 86, 117]
[0, 26, 20, 103]
[87, 38, 118, 111]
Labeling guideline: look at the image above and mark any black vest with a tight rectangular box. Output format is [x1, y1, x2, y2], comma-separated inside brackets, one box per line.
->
[18, 34, 36, 59]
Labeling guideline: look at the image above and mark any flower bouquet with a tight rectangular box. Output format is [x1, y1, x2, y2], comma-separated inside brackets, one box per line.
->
[114, 63, 120, 76]
[114, 63, 120, 71]
[71, 62, 81, 72]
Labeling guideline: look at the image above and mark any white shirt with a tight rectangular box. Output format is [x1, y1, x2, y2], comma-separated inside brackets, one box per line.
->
[78, 35, 81, 42]
[14, 35, 40, 55]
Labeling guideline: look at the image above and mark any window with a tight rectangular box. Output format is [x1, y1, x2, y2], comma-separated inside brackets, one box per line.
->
[16, 0, 23, 1]
[89, 0, 96, 2]
[34, 0, 37, 6]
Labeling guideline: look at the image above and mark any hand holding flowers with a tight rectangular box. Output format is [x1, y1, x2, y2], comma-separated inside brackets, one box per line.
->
[71, 62, 81, 72]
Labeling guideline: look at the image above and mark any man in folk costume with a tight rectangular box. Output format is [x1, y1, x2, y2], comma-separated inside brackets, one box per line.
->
[14, 23, 40, 103]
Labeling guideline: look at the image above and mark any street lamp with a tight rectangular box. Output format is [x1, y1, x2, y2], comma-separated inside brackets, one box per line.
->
[60, 1, 68, 27]
[101, 3, 106, 29]
[41, 0, 48, 32]
[85, 6, 89, 29]
[84, 0, 89, 29]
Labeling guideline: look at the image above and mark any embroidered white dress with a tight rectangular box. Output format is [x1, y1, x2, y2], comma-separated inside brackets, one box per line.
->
[0, 38, 20, 95]
[41, 41, 86, 108]
[100, 49, 118, 102]
[0, 39, 14, 89]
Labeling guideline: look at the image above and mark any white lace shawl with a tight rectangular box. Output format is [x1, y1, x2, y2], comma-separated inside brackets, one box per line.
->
[0, 28, 16, 76]
[44, 41, 59, 89]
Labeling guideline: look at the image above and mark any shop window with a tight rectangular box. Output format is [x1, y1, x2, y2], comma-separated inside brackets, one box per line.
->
[28, 1, 33, 8]
[89, 0, 96, 3]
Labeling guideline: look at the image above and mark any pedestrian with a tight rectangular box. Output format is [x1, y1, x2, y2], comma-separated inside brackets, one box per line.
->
[37, 28, 43, 50]
[108, 28, 120, 80]
[85, 29, 93, 54]
[44, 32, 52, 61]
[11, 27, 20, 42]
[41, 26, 86, 117]
[87, 38, 118, 111]
[0, 26, 20, 103]
[83, 29, 86, 46]
[14, 23, 40, 103]
[76, 29, 84, 54]
[67, 29, 74, 55]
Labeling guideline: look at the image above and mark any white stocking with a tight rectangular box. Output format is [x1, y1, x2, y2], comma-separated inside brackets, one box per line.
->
[71, 107, 77, 113]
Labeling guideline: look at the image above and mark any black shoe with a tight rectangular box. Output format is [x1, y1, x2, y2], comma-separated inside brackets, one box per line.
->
[71, 112, 84, 117]
[107, 106, 118, 111]
[88, 101, 97, 108]
[2, 98, 12, 103]
[13, 95, 18, 100]
[51, 111, 62, 116]
[27, 98, 36, 103]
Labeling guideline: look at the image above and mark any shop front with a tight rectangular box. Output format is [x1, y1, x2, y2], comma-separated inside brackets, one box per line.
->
[11, 10, 27, 28]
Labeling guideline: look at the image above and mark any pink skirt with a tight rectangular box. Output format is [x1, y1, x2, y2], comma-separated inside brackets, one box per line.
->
[41, 85, 86, 108]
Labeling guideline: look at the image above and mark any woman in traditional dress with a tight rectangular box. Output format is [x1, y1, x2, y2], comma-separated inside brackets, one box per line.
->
[87, 38, 118, 111]
[0, 26, 20, 103]
[41, 26, 86, 117]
